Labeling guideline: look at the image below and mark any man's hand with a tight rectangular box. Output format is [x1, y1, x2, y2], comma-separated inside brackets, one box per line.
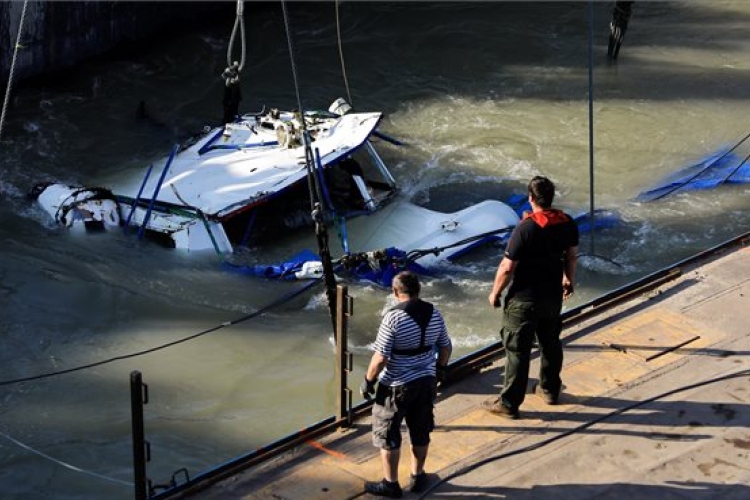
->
[562, 278, 574, 300]
[360, 377, 377, 401]
[436, 365, 449, 385]
[488, 291, 501, 308]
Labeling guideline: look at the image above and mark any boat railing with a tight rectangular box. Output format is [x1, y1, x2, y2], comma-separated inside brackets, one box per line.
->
[123, 164, 154, 235]
[138, 144, 179, 239]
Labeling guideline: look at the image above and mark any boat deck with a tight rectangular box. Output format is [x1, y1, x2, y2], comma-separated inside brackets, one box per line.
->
[178, 240, 750, 499]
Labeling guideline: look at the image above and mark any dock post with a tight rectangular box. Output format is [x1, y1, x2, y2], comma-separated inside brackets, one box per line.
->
[130, 371, 149, 500]
[335, 285, 354, 426]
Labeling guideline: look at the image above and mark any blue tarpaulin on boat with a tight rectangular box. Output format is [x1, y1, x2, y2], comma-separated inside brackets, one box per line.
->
[224, 249, 321, 279]
[636, 149, 750, 202]
[225, 247, 429, 287]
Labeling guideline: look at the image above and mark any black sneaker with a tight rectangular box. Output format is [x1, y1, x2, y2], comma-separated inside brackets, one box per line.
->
[365, 479, 403, 498]
[409, 472, 428, 493]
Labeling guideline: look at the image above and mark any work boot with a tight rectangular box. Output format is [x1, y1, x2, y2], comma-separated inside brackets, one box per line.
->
[409, 471, 428, 493]
[481, 399, 520, 419]
[364, 479, 403, 498]
[534, 384, 559, 405]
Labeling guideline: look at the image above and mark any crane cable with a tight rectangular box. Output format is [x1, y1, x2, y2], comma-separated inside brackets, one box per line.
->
[221, 0, 246, 124]
[280, 1, 339, 328]
[334, 0, 354, 108]
[0, 0, 29, 143]
[226, 0, 247, 72]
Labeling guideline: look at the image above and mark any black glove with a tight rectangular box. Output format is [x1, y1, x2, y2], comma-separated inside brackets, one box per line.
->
[436, 365, 448, 384]
[360, 377, 377, 401]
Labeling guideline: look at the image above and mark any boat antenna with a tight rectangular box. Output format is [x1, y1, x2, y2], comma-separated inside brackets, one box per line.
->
[221, 0, 246, 124]
[334, 0, 354, 108]
[0, 0, 29, 143]
[281, 0, 339, 328]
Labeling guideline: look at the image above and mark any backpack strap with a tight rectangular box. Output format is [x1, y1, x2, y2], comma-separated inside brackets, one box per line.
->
[391, 299, 435, 356]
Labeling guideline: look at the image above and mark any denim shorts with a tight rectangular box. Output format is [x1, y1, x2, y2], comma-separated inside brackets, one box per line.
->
[371, 376, 436, 450]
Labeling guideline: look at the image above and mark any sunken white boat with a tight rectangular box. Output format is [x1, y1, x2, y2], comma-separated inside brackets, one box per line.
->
[30, 99, 520, 279]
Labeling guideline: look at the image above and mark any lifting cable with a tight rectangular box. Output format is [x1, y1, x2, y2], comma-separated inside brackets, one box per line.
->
[416, 367, 750, 499]
[334, 0, 354, 108]
[221, 0, 246, 124]
[0, 0, 29, 143]
[280, 0, 339, 328]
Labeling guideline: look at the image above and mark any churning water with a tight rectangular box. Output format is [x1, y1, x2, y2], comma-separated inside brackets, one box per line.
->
[1, 2, 750, 499]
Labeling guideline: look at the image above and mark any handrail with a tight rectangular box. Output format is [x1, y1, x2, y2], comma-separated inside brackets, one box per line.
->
[139, 145, 179, 239]
[123, 164, 153, 235]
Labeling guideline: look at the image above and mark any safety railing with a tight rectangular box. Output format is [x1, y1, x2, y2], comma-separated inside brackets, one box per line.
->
[133, 230, 750, 499]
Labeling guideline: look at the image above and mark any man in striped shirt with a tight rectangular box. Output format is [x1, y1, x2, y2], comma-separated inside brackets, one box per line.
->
[361, 271, 452, 498]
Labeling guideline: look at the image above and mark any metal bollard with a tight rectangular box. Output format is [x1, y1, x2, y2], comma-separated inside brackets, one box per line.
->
[130, 371, 149, 500]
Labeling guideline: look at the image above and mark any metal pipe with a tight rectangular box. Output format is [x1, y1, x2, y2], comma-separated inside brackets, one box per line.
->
[124, 164, 153, 235]
[139, 144, 179, 239]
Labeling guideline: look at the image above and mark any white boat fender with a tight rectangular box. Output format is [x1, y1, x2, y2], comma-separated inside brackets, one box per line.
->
[295, 261, 324, 280]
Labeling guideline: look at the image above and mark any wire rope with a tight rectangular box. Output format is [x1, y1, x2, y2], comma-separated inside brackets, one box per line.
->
[334, 0, 354, 107]
[226, 0, 246, 71]
[0, 428, 133, 487]
[0, 279, 320, 387]
[0, 0, 29, 143]
[280, 0, 340, 330]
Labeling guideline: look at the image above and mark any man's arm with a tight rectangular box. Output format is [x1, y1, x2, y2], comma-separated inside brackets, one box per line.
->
[437, 346, 451, 368]
[365, 351, 387, 382]
[488, 256, 517, 308]
[562, 245, 578, 300]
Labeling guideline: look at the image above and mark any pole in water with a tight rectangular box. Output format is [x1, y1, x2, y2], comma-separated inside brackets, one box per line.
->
[587, 1, 596, 257]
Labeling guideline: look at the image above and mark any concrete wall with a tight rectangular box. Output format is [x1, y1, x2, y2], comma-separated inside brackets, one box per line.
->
[1, 1, 225, 83]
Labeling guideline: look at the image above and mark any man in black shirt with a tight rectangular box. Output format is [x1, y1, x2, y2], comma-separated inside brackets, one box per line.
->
[484, 176, 578, 419]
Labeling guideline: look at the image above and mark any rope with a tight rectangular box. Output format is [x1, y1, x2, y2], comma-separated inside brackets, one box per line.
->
[0, 428, 133, 487]
[280, 0, 339, 329]
[222, 0, 246, 124]
[647, 130, 750, 201]
[226, 0, 246, 71]
[0, 280, 321, 387]
[404, 226, 515, 263]
[334, 0, 354, 107]
[0, 0, 29, 143]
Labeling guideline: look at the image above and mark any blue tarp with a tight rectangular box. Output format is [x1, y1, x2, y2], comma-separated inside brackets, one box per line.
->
[636, 149, 750, 202]
[225, 247, 429, 287]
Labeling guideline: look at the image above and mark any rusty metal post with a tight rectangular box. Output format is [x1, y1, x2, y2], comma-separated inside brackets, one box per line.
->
[131, 371, 149, 500]
[335, 284, 354, 426]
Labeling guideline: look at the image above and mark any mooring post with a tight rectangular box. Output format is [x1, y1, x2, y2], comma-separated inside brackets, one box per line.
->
[131, 371, 149, 500]
[335, 284, 354, 426]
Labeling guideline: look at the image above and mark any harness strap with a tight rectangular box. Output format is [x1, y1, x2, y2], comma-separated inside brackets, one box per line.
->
[391, 299, 434, 356]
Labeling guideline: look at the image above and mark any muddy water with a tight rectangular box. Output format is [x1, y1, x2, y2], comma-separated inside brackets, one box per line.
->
[1, 2, 749, 499]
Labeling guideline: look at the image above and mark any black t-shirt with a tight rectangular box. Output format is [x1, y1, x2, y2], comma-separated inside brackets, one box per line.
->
[504, 210, 579, 301]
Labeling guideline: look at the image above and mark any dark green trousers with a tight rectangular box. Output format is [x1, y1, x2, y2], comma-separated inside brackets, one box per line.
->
[500, 297, 563, 410]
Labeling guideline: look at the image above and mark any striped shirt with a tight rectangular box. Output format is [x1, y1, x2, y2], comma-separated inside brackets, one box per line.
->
[372, 303, 451, 386]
